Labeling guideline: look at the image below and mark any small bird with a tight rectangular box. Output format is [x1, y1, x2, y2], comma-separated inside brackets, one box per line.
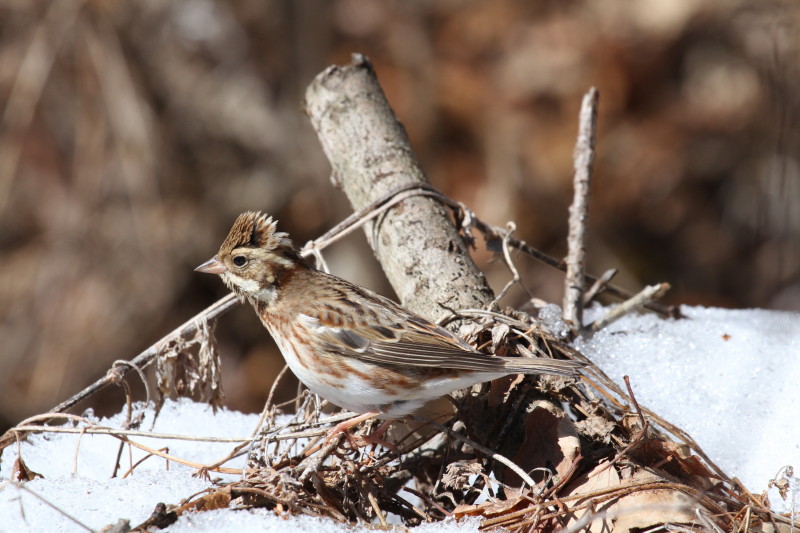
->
[196, 212, 583, 442]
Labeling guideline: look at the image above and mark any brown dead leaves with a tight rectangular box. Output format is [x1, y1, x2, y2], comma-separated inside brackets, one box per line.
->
[11, 456, 43, 482]
[155, 318, 224, 411]
[505, 401, 580, 486]
[448, 379, 740, 533]
[563, 467, 698, 533]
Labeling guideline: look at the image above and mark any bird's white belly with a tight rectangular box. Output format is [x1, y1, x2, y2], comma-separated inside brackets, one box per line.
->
[267, 326, 393, 414]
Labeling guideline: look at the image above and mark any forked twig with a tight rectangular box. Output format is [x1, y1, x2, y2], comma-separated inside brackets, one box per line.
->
[489, 222, 527, 309]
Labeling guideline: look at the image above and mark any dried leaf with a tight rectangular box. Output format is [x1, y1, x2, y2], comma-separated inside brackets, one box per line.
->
[630, 438, 720, 489]
[12, 457, 43, 482]
[611, 488, 696, 533]
[480, 496, 526, 517]
[458, 322, 484, 344]
[133, 502, 178, 530]
[490, 323, 510, 354]
[155, 318, 224, 412]
[574, 413, 617, 444]
[196, 318, 225, 409]
[568, 460, 622, 498]
[487, 374, 524, 407]
[563, 461, 621, 533]
[181, 487, 232, 512]
[506, 401, 580, 486]
[441, 462, 484, 490]
[755, 521, 794, 533]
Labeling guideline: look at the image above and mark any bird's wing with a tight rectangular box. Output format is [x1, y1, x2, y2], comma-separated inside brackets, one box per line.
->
[299, 283, 583, 377]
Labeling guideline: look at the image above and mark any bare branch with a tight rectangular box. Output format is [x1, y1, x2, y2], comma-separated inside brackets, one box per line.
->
[564, 87, 599, 332]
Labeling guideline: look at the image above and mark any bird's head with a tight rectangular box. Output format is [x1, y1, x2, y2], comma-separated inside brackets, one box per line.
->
[196, 211, 301, 304]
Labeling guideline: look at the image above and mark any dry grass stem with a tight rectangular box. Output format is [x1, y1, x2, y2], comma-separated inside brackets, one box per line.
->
[11, 425, 252, 443]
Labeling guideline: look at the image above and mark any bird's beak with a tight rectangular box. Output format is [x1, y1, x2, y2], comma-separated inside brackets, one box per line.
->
[195, 256, 227, 275]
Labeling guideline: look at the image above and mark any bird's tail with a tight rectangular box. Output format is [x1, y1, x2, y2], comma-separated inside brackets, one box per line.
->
[501, 357, 587, 377]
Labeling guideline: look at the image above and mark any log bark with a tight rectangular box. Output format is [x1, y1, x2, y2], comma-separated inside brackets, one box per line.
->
[304, 54, 493, 323]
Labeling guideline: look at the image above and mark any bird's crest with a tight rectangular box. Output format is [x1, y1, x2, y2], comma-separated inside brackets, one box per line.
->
[220, 211, 292, 256]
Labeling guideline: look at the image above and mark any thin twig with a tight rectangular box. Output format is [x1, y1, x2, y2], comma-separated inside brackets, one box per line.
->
[121, 447, 170, 478]
[489, 222, 528, 310]
[11, 425, 252, 442]
[367, 490, 388, 527]
[111, 375, 133, 478]
[564, 87, 599, 332]
[462, 209, 680, 318]
[72, 426, 87, 475]
[624, 375, 648, 432]
[9, 481, 95, 532]
[583, 268, 617, 306]
[110, 434, 241, 475]
[17, 419, 245, 475]
[112, 359, 152, 408]
[242, 364, 293, 472]
[297, 435, 344, 482]
[590, 283, 672, 331]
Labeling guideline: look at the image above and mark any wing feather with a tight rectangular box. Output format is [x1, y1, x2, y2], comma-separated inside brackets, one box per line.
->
[298, 276, 583, 377]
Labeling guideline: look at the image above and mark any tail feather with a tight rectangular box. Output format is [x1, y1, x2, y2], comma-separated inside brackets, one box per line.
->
[500, 357, 586, 378]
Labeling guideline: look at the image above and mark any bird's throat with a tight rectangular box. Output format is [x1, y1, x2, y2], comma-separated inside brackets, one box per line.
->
[221, 271, 279, 307]
[253, 285, 278, 306]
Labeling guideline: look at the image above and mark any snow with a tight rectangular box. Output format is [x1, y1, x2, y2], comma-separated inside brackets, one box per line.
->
[0, 400, 261, 532]
[1, 306, 799, 531]
[575, 305, 800, 514]
[4, 399, 261, 482]
[164, 510, 479, 533]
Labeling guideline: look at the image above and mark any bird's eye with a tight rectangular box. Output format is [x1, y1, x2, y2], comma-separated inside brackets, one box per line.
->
[233, 255, 247, 267]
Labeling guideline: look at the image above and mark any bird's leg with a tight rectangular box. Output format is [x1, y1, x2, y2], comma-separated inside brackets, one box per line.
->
[324, 411, 379, 445]
[354, 419, 397, 451]
[323, 412, 397, 451]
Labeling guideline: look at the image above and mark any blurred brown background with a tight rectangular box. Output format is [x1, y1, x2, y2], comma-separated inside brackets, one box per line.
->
[1, 0, 798, 431]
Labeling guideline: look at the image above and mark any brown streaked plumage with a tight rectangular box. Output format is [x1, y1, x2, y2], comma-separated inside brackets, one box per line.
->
[196, 211, 584, 441]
